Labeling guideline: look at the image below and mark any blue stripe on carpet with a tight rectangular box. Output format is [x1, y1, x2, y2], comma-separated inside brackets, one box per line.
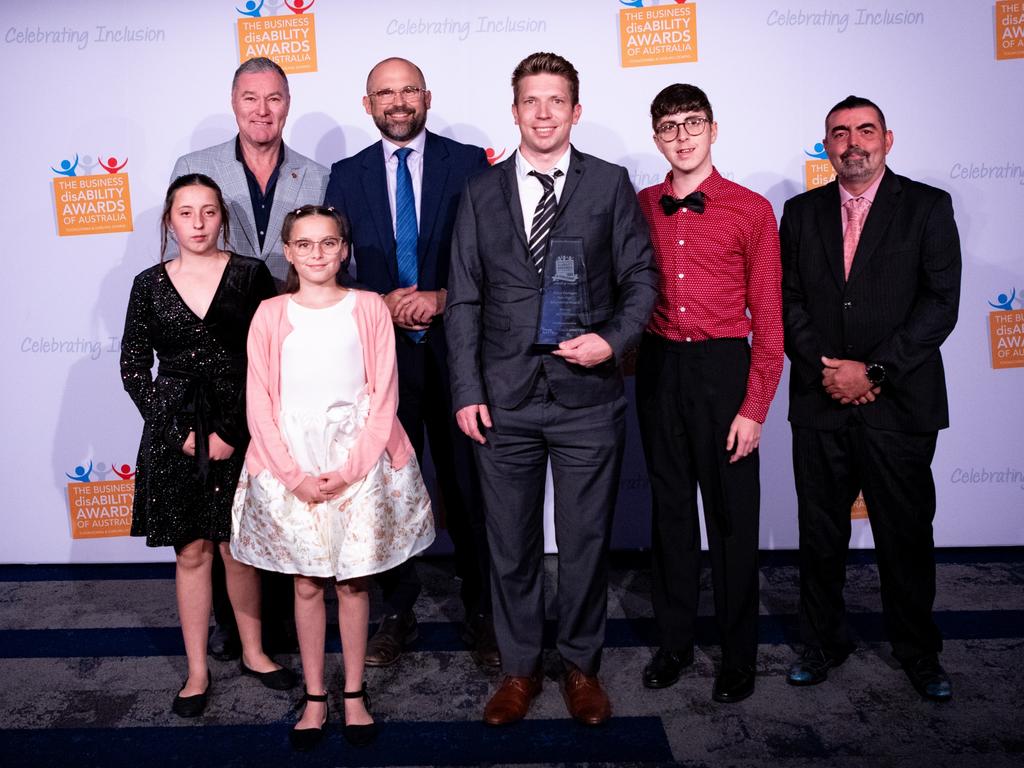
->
[0, 717, 673, 767]
[2, 611, 1021, 658]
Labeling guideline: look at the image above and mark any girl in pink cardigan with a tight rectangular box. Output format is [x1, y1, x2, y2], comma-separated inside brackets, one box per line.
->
[231, 205, 434, 751]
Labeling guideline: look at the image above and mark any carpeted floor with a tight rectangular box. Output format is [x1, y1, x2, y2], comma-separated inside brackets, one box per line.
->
[1, 550, 1022, 767]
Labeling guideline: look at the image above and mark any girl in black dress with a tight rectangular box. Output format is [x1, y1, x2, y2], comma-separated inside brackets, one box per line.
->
[121, 174, 294, 716]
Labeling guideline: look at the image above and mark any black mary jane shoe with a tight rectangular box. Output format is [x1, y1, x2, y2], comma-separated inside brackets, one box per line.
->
[342, 687, 379, 748]
[171, 674, 211, 718]
[240, 660, 298, 691]
[290, 690, 329, 752]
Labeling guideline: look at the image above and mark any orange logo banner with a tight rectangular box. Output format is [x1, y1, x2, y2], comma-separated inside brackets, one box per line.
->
[620, 3, 698, 68]
[238, 14, 317, 74]
[67, 479, 134, 539]
[989, 309, 1024, 368]
[996, 1, 1024, 60]
[54, 173, 133, 237]
[805, 159, 836, 191]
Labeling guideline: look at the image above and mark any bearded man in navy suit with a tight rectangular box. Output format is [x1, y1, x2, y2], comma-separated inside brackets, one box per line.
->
[324, 58, 495, 670]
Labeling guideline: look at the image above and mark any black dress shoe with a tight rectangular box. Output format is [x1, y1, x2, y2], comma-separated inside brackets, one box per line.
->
[462, 614, 501, 669]
[290, 690, 329, 752]
[207, 624, 241, 662]
[365, 611, 418, 667]
[903, 655, 952, 702]
[171, 675, 211, 718]
[239, 660, 298, 690]
[642, 648, 694, 689]
[342, 687, 378, 747]
[712, 667, 755, 703]
[787, 647, 847, 686]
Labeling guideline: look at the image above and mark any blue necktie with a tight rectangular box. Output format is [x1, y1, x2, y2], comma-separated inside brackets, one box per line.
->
[394, 147, 424, 341]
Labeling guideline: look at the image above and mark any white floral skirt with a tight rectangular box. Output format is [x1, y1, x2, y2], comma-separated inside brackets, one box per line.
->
[231, 394, 434, 580]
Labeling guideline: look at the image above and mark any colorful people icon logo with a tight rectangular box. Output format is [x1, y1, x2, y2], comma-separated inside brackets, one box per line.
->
[112, 463, 136, 480]
[51, 154, 79, 177]
[78, 154, 99, 175]
[237, 0, 264, 17]
[99, 156, 128, 174]
[285, 0, 314, 12]
[620, 0, 644, 6]
[989, 288, 1017, 311]
[65, 460, 94, 483]
[92, 461, 113, 481]
[804, 142, 828, 159]
[485, 147, 506, 166]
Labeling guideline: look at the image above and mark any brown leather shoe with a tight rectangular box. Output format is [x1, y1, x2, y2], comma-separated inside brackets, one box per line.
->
[562, 667, 611, 725]
[483, 674, 542, 726]
[365, 611, 417, 667]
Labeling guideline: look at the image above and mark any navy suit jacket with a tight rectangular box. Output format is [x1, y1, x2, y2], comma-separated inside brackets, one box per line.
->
[324, 130, 489, 297]
[781, 168, 962, 432]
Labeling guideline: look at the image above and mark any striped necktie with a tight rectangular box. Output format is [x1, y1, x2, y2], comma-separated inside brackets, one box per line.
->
[394, 147, 424, 341]
[528, 169, 563, 275]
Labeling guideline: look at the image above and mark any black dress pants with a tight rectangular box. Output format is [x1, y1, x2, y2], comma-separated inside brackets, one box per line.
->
[792, 420, 942, 663]
[636, 334, 761, 671]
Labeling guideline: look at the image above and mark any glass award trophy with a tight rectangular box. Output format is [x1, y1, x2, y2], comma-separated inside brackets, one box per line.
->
[533, 237, 590, 351]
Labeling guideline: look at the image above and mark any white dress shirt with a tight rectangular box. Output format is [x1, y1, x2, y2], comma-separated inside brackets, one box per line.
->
[515, 147, 571, 239]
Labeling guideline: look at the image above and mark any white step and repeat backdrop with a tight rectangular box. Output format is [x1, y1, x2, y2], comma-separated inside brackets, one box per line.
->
[1, 0, 1021, 563]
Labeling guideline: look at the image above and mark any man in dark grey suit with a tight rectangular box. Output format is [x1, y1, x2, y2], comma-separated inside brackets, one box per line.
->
[781, 95, 961, 701]
[446, 52, 656, 726]
[170, 57, 329, 659]
[170, 57, 330, 281]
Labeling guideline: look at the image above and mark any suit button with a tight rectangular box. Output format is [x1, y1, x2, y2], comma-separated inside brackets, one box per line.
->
[843, 301, 853, 309]
[846, 345, 854, 352]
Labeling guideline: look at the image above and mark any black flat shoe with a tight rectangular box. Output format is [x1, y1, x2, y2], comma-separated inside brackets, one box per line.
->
[787, 647, 848, 686]
[240, 660, 298, 691]
[642, 647, 694, 689]
[171, 674, 211, 718]
[290, 690, 329, 752]
[903, 655, 952, 702]
[712, 667, 755, 703]
[342, 687, 378, 748]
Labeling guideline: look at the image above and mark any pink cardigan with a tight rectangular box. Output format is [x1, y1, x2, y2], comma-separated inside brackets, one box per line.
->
[244, 290, 414, 491]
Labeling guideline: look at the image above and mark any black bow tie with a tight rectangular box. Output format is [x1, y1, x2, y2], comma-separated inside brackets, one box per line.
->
[660, 191, 706, 215]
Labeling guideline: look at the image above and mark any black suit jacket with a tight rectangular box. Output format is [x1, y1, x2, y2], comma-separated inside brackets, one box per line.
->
[445, 147, 657, 412]
[323, 130, 489, 359]
[780, 168, 961, 432]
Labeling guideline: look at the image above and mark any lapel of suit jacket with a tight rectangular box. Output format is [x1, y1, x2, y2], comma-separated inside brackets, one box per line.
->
[846, 168, 901, 286]
[215, 139, 259, 257]
[265, 143, 307, 257]
[557, 146, 584, 219]
[418, 131, 449, 270]
[814, 181, 846, 290]
[361, 142, 399, 283]
[499, 153, 529, 253]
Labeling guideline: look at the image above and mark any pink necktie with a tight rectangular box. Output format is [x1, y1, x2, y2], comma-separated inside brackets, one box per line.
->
[843, 197, 870, 280]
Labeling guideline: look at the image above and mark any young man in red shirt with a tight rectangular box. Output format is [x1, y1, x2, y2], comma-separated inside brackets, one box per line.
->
[635, 84, 784, 703]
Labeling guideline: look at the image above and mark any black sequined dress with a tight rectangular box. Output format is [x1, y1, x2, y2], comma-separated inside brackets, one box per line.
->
[120, 254, 276, 548]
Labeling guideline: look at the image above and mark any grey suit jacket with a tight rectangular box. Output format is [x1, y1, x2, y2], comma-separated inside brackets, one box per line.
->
[170, 137, 330, 280]
[445, 147, 657, 412]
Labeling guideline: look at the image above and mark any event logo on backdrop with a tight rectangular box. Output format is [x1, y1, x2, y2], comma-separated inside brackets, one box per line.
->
[804, 142, 836, 190]
[485, 147, 507, 166]
[988, 288, 1024, 369]
[619, 1, 698, 68]
[51, 153, 133, 237]
[65, 459, 135, 539]
[996, 1, 1024, 59]
[236, 0, 318, 74]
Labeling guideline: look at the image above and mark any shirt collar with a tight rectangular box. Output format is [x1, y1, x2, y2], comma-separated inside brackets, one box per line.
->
[234, 134, 285, 172]
[661, 166, 725, 199]
[382, 129, 427, 162]
[515, 145, 571, 181]
[839, 168, 885, 205]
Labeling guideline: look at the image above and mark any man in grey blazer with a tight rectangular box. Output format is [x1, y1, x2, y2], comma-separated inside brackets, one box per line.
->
[169, 57, 329, 660]
[170, 57, 330, 282]
[446, 52, 657, 726]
